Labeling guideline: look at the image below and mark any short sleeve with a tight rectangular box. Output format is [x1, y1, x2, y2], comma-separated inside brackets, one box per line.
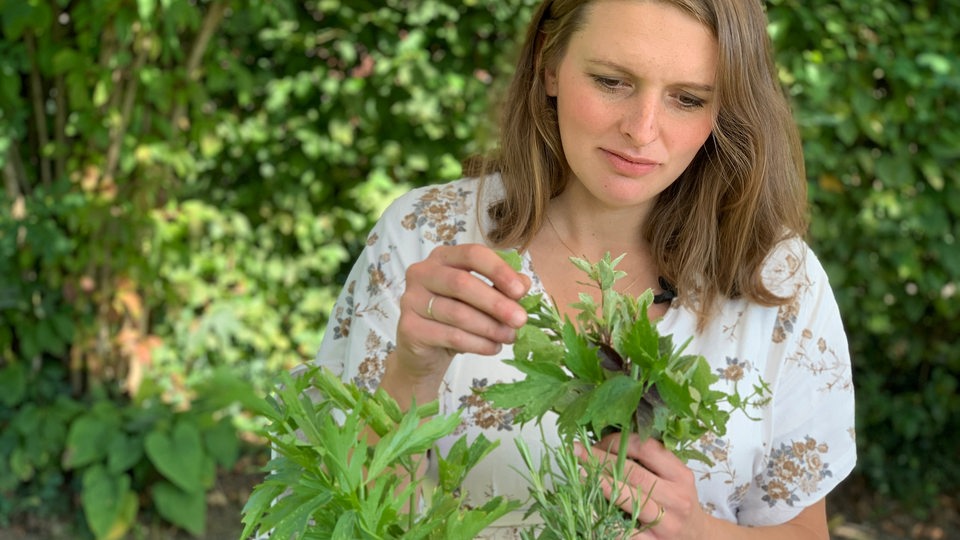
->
[309, 206, 407, 391]
[309, 179, 484, 390]
[738, 243, 857, 526]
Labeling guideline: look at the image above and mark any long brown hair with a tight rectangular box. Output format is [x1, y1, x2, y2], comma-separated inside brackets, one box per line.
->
[475, 0, 808, 327]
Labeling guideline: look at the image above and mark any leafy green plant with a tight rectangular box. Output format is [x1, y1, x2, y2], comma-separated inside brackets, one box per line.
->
[241, 366, 519, 539]
[482, 252, 768, 538]
[59, 369, 271, 539]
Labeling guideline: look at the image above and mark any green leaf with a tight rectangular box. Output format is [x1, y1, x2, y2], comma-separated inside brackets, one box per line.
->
[560, 322, 602, 383]
[64, 411, 119, 469]
[513, 324, 563, 364]
[444, 496, 521, 540]
[496, 249, 523, 271]
[81, 466, 138, 540]
[203, 418, 239, 469]
[438, 434, 499, 493]
[483, 364, 570, 421]
[152, 481, 206, 537]
[368, 410, 460, 479]
[106, 432, 143, 474]
[145, 420, 207, 492]
[580, 376, 645, 430]
[0, 362, 27, 407]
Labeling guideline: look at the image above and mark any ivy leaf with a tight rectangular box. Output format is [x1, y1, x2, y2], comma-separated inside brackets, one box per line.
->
[152, 480, 206, 536]
[144, 420, 207, 493]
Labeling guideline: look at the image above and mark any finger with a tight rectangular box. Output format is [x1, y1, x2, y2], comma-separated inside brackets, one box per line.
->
[409, 260, 527, 330]
[397, 305, 505, 357]
[624, 436, 691, 483]
[432, 244, 531, 299]
[575, 440, 669, 526]
[416, 293, 518, 345]
[597, 433, 689, 483]
[591, 467, 663, 525]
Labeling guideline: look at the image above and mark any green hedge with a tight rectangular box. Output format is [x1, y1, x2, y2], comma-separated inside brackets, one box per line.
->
[768, 0, 960, 503]
[1, 0, 957, 536]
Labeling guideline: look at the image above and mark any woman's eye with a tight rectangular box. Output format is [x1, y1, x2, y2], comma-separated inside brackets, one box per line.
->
[677, 94, 706, 109]
[591, 75, 625, 90]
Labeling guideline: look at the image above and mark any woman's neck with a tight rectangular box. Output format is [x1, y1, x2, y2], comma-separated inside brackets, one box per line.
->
[545, 189, 653, 261]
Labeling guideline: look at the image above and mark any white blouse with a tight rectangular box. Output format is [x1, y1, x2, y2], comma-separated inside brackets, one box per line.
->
[314, 176, 856, 537]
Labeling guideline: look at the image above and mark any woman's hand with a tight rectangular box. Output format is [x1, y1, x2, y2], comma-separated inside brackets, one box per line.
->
[576, 433, 710, 540]
[385, 244, 531, 401]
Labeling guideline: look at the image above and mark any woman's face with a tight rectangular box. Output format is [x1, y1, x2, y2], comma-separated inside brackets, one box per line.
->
[545, 0, 718, 213]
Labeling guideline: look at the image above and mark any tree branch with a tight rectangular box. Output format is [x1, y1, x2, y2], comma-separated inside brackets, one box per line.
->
[101, 33, 150, 186]
[25, 31, 52, 187]
[3, 144, 26, 200]
[52, 15, 69, 182]
[171, 0, 229, 131]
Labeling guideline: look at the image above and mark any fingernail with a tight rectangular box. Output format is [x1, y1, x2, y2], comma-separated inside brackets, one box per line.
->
[510, 310, 527, 328]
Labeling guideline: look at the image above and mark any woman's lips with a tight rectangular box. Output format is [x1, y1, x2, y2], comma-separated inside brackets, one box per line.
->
[601, 148, 661, 176]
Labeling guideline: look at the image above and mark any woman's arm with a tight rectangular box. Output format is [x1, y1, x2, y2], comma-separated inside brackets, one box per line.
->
[700, 499, 827, 540]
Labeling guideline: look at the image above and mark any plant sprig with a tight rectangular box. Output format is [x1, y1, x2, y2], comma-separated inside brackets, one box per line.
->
[487, 251, 768, 464]
[240, 366, 520, 540]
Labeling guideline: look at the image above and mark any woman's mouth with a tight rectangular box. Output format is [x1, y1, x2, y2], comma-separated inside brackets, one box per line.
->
[601, 149, 661, 176]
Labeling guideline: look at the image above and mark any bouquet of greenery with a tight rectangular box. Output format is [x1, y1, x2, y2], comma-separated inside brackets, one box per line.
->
[240, 253, 767, 539]
[481, 252, 769, 539]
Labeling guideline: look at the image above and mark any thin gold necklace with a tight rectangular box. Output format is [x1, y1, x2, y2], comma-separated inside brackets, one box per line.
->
[545, 213, 644, 294]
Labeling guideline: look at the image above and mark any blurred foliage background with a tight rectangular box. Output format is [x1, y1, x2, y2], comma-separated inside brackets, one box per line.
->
[0, 0, 957, 537]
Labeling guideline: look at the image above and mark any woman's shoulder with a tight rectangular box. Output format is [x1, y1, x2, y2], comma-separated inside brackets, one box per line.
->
[377, 176, 497, 246]
[760, 235, 833, 299]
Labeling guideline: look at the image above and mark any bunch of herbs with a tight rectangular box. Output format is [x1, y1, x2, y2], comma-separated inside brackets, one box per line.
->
[484, 252, 769, 539]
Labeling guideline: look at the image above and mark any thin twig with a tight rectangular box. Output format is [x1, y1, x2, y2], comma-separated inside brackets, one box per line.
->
[101, 32, 150, 186]
[171, 0, 229, 131]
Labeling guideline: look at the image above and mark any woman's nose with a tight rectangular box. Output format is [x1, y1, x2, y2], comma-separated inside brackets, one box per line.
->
[621, 97, 659, 147]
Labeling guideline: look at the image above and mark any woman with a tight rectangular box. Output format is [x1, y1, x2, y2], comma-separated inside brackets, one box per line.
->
[315, 0, 856, 538]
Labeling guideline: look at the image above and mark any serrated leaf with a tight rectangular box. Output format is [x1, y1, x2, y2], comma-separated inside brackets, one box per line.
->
[514, 324, 563, 364]
[654, 376, 693, 416]
[439, 434, 499, 493]
[560, 323, 602, 383]
[368, 410, 460, 480]
[580, 376, 645, 430]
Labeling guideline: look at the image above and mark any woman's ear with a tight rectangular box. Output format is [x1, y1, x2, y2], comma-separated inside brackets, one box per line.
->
[544, 65, 559, 97]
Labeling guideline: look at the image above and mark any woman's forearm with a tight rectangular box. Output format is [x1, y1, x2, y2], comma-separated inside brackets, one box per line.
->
[379, 350, 445, 411]
[696, 499, 828, 540]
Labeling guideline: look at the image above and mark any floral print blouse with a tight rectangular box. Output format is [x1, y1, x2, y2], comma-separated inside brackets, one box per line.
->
[313, 176, 857, 536]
